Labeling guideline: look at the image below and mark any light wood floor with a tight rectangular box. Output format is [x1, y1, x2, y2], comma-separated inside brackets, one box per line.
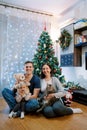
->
[0, 98, 87, 130]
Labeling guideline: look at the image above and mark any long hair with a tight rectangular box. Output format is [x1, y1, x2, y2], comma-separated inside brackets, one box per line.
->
[41, 63, 53, 79]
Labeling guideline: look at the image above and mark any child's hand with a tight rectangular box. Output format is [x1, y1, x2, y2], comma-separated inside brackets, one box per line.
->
[25, 93, 31, 101]
[16, 94, 22, 102]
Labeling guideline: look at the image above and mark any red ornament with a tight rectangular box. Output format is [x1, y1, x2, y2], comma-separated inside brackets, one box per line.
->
[53, 69, 57, 73]
[50, 45, 53, 48]
[38, 42, 40, 45]
[39, 56, 42, 59]
[46, 56, 48, 59]
[60, 68, 62, 71]
[44, 22, 46, 31]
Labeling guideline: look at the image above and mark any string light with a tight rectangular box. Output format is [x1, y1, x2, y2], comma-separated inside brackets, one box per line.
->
[0, 5, 51, 91]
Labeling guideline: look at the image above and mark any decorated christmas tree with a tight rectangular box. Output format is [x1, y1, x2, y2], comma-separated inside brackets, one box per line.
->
[33, 29, 65, 83]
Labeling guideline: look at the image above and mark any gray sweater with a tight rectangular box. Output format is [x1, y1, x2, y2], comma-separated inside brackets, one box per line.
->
[40, 77, 67, 98]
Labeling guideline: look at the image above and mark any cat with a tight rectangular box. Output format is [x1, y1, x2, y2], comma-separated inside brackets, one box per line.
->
[37, 84, 58, 113]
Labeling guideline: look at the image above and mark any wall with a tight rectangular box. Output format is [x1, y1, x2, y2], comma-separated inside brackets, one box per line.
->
[55, 0, 87, 89]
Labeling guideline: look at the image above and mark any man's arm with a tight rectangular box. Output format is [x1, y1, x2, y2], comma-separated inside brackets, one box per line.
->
[30, 88, 40, 99]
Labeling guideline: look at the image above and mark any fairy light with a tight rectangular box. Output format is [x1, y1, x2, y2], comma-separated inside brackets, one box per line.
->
[0, 5, 51, 92]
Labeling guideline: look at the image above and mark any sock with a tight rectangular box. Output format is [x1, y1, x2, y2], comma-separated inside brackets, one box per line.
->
[8, 111, 14, 118]
[71, 108, 83, 114]
[12, 112, 18, 118]
[20, 112, 24, 119]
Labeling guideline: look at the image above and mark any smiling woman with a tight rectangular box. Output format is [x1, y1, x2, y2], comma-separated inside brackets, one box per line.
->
[39, 63, 83, 118]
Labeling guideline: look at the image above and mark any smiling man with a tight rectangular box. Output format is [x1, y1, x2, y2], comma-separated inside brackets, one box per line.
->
[2, 61, 41, 117]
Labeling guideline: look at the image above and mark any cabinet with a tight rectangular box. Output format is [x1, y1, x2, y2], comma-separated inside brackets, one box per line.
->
[74, 26, 87, 66]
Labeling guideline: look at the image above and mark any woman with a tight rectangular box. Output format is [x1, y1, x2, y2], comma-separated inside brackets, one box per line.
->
[40, 63, 83, 118]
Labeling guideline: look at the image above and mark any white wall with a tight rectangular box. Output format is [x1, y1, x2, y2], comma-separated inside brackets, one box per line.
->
[53, 0, 87, 89]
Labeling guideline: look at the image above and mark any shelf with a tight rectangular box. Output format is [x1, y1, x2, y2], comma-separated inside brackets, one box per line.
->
[74, 42, 87, 47]
[74, 26, 87, 32]
[74, 22, 87, 67]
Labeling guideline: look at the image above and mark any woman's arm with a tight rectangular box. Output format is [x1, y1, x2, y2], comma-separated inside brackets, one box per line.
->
[52, 77, 67, 98]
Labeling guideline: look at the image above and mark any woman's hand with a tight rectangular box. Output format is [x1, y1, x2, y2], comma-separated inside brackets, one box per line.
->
[44, 93, 55, 100]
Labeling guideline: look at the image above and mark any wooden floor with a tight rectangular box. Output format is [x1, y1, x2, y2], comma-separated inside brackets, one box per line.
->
[0, 98, 87, 130]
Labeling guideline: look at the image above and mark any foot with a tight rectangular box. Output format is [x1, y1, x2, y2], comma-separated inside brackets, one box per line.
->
[12, 111, 21, 118]
[20, 112, 24, 119]
[72, 108, 83, 114]
[8, 111, 14, 118]
[12, 112, 18, 118]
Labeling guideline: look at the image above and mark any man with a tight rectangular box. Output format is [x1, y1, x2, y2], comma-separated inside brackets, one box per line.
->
[2, 61, 40, 116]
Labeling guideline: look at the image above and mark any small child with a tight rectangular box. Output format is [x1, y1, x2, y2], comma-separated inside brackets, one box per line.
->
[9, 81, 31, 119]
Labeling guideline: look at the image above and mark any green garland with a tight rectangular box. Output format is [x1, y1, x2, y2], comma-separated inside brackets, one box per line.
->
[58, 29, 72, 50]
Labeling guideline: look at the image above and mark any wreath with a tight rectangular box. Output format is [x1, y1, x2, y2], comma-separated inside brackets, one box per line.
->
[58, 29, 72, 50]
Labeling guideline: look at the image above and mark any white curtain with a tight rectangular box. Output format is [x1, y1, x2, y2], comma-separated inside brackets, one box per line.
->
[0, 5, 52, 96]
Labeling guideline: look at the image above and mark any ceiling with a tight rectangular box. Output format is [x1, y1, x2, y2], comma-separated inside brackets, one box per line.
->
[0, 0, 83, 16]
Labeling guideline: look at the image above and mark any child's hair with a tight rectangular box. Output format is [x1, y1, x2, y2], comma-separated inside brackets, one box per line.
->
[16, 81, 30, 89]
[20, 81, 29, 87]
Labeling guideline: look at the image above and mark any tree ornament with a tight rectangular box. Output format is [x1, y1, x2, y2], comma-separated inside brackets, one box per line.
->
[50, 45, 53, 48]
[53, 69, 57, 73]
[44, 44, 46, 48]
[38, 49, 41, 52]
[44, 51, 47, 53]
[46, 56, 48, 59]
[39, 56, 42, 59]
[44, 22, 46, 31]
[60, 68, 62, 71]
[58, 29, 72, 50]
[38, 42, 40, 45]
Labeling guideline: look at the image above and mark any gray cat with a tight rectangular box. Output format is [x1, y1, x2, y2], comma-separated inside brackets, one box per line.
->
[37, 84, 58, 113]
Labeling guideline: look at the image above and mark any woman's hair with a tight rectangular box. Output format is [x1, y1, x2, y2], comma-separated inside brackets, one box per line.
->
[41, 63, 53, 79]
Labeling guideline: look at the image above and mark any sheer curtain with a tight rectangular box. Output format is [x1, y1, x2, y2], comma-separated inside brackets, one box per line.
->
[0, 5, 52, 96]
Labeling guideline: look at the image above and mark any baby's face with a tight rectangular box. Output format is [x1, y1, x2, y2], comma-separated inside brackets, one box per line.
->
[21, 85, 26, 91]
[18, 85, 26, 92]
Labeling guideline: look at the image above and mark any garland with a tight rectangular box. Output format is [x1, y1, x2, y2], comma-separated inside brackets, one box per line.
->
[58, 29, 72, 50]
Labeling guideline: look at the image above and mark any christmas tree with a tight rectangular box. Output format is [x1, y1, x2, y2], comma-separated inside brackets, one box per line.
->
[33, 30, 65, 83]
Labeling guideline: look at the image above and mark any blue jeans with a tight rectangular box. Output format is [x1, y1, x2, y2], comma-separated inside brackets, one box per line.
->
[42, 99, 73, 118]
[2, 88, 40, 113]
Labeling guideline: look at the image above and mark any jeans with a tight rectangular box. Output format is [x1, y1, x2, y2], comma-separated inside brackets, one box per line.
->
[42, 99, 73, 118]
[2, 88, 40, 113]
